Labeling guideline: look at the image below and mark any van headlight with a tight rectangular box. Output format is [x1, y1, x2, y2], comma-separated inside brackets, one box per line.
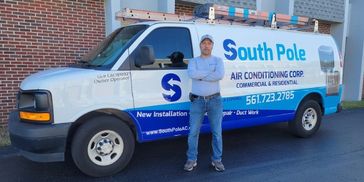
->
[17, 90, 53, 123]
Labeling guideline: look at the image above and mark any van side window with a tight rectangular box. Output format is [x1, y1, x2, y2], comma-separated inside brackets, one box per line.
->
[132, 27, 193, 69]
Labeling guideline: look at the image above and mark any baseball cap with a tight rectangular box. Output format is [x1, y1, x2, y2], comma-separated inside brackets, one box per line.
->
[200, 34, 214, 44]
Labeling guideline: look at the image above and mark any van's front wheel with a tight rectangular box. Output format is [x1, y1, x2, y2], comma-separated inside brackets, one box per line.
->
[71, 116, 135, 177]
[289, 100, 322, 138]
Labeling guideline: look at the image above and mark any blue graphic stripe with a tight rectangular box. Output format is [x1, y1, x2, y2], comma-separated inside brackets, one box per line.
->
[129, 109, 295, 142]
[132, 86, 342, 114]
[128, 86, 342, 142]
[133, 87, 314, 111]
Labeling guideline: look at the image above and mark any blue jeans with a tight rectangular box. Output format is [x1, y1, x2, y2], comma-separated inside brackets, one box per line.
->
[187, 95, 223, 161]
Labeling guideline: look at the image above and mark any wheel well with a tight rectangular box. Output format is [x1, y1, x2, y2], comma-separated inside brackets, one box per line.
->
[299, 93, 324, 114]
[65, 109, 138, 160]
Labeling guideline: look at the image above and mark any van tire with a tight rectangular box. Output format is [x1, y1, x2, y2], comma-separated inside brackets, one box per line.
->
[289, 100, 322, 138]
[71, 116, 135, 177]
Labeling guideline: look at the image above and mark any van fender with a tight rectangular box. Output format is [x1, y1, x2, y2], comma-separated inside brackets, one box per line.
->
[294, 91, 324, 116]
[66, 108, 143, 156]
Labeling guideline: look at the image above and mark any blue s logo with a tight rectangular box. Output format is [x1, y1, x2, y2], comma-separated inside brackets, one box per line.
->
[161, 73, 182, 102]
[223, 39, 237, 60]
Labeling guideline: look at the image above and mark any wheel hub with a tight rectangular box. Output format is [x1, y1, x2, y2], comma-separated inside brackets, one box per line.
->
[96, 138, 114, 156]
[302, 108, 317, 130]
[87, 130, 124, 166]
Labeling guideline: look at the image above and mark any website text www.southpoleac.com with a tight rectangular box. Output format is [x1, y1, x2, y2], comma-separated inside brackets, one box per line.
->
[145, 126, 189, 136]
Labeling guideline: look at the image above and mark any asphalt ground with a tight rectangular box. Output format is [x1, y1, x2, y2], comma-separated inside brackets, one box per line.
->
[0, 109, 363, 182]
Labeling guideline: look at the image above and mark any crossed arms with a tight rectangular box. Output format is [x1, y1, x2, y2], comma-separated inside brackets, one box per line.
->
[187, 58, 225, 82]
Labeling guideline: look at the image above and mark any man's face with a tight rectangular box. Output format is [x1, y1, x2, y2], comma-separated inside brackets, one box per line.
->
[200, 39, 213, 56]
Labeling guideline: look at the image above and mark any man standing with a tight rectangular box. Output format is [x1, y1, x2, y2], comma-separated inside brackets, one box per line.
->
[184, 34, 225, 172]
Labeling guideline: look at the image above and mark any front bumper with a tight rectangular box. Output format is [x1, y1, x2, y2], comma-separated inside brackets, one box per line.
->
[8, 111, 71, 162]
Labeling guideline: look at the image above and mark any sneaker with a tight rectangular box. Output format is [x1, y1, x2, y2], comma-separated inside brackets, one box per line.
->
[184, 160, 197, 171]
[211, 160, 225, 172]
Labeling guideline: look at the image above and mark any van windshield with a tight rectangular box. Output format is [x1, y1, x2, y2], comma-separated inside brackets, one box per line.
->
[76, 25, 147, 69]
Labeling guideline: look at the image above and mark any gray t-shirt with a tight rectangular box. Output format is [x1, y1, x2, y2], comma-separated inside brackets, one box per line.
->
[187, 55, 225, 96]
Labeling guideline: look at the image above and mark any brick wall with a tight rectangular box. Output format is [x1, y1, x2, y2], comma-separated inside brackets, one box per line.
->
[175, 1, 197, 16]
[0, 0, 105, 125]
[300, 22, 331, 34]
[318, 23, 331, 34]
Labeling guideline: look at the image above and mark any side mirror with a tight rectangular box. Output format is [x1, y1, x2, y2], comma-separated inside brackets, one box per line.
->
[135, 45, 155, 67]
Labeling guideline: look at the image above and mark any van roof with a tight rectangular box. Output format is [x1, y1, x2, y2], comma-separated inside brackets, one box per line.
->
[132, 20, 331, 37]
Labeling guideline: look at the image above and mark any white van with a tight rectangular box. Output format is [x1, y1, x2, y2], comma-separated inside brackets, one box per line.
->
[9, 19, 343, 176]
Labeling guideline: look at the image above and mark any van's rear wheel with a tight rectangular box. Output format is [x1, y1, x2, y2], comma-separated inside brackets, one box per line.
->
[71, 116, 135, 177]
[289, 100, 322, 138]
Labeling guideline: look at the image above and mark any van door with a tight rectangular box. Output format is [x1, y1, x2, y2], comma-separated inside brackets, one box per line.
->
[128, 26, 195, 141]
